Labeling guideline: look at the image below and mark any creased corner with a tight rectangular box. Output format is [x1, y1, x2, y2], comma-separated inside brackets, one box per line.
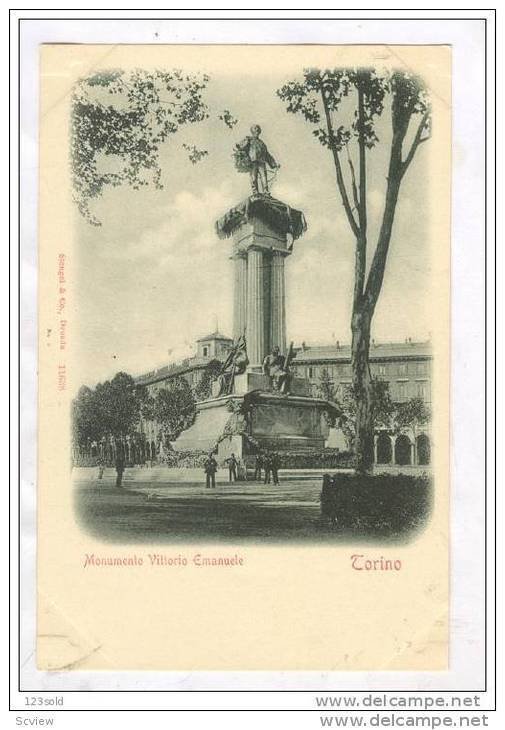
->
[37, 591, 113, 671]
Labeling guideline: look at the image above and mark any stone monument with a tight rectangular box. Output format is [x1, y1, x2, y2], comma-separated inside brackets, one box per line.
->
[174, 126, 332, 457]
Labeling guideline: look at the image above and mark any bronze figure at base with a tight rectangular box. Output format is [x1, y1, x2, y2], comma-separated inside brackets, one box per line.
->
[262, 343, 294, 395]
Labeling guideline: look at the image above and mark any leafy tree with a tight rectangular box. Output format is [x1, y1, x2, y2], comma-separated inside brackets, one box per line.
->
[153, 377, 196, 441]
[278, 68, 430, 473]
[130, 380, 154, 420]
[71, 69, 237, 225]
[315, 367, 338, 402]
[72, 372, 150, 446]
[337, 379, 394, 453]
[95, 372, 144, 437]
[194, 360, 222, 401]
[393, 397, 431, 443]
[71, 385, 101, 446]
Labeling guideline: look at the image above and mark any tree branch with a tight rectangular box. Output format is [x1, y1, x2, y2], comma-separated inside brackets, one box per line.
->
[345, 145, 360, 211]
[363, 131, 403, 314]
[364, 96, 430, 315]
[320, 87, 360, 240]
[401, 111, 430, 176]
[357, 83, 368, 240]
[117, 76, 183, 107]
[354, 79, 368, 305]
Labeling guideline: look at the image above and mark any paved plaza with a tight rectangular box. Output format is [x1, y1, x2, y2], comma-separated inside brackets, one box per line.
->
[73, 467, 431, 544]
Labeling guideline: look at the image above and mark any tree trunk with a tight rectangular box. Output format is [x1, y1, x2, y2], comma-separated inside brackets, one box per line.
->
[351, 308, 374, 474]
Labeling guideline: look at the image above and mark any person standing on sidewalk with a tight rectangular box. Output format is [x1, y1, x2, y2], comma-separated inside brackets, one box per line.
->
[271, 452, 281, 485]
[204, 453, 218, 489]
[225, 453, 238, 483]
[263, 452, 272, 484]
[115, 448, 125, 488]
[254, 453, 263, 481]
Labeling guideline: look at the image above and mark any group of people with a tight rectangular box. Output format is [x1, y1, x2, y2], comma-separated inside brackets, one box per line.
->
[108, 449, 340, 530]
[202, 450, 282, 488]
[203, 452, 246, 488]
[107, 448, 282, 490]
[253, 451, 281, 485]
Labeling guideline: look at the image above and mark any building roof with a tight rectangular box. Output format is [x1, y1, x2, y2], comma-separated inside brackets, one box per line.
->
[196, 330, 233, 343]
[135, 355, 217, 386]
[135, 338, 432, 386]
[294, 340, 432, 363]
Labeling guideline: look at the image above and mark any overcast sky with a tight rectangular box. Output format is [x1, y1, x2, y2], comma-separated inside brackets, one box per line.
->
[74, 63, 431, 390]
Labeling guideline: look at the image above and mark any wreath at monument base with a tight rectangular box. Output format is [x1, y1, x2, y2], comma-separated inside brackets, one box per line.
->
[215, 195, 307, 242]
[211, 392, 261, 453]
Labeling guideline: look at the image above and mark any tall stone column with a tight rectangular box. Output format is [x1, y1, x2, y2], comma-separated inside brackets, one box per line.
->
[246, 248, 265, 366]
[232, 253, 248, 341]
[269, 251, 286, 353]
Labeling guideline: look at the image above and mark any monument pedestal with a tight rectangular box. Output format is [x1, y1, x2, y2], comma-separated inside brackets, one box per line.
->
[173, 389, 331, 459]
[212, 370, 313, 398]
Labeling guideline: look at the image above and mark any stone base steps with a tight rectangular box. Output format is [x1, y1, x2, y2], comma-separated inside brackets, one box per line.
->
[72, 465, 350, 485]
[72, 466, 208, 483]
[72, 464, 429, 486]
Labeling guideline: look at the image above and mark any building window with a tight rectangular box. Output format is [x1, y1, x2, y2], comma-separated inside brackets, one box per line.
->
[398, 363, 408, 376]
[398, 383, 406, 400]
[378, 364, 386, 376]
[417, 362, 427, 375]
[416, 382, 427, 399]
[202, 346, 209, 357]
[308, 366, 313, 378]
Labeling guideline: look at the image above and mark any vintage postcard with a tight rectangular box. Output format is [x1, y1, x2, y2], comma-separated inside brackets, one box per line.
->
[37, 43, 450, 671]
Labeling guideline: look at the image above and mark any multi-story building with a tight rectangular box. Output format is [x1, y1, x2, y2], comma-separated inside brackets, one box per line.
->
[293, 339, 432, 466]
[136, 331, 234, 395]
[135, 333, 432, 466]
[292, 339, 432, 405]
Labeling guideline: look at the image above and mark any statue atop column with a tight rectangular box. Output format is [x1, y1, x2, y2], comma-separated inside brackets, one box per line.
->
[233, 124, 281, 196]
[216, 128, 306, 367]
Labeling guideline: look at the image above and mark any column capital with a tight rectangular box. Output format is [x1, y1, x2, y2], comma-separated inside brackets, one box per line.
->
[270, 247, 291, 258]
[215, 195, 307, 243]
[229, 248, 248, 260]
[245, 242, 292, 257]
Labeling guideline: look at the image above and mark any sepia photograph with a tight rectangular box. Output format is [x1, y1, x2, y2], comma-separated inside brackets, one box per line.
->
[35, 43, 451, 672]
[67, 50, 439, 545]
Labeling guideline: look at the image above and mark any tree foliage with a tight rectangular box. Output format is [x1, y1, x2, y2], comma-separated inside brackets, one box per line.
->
[337, 379, 395, 451]
[71, 385, 99, 445]
[71, 68, 237, 225]
[71, 370, 199, 447]
[71, 372, 148, 444]
[194, 360, 222, 401]
[153, 377, 196, 441]
[393, 397, 431, 436]
[278, 67, 430, 312]
[315, 368, 338, 402]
